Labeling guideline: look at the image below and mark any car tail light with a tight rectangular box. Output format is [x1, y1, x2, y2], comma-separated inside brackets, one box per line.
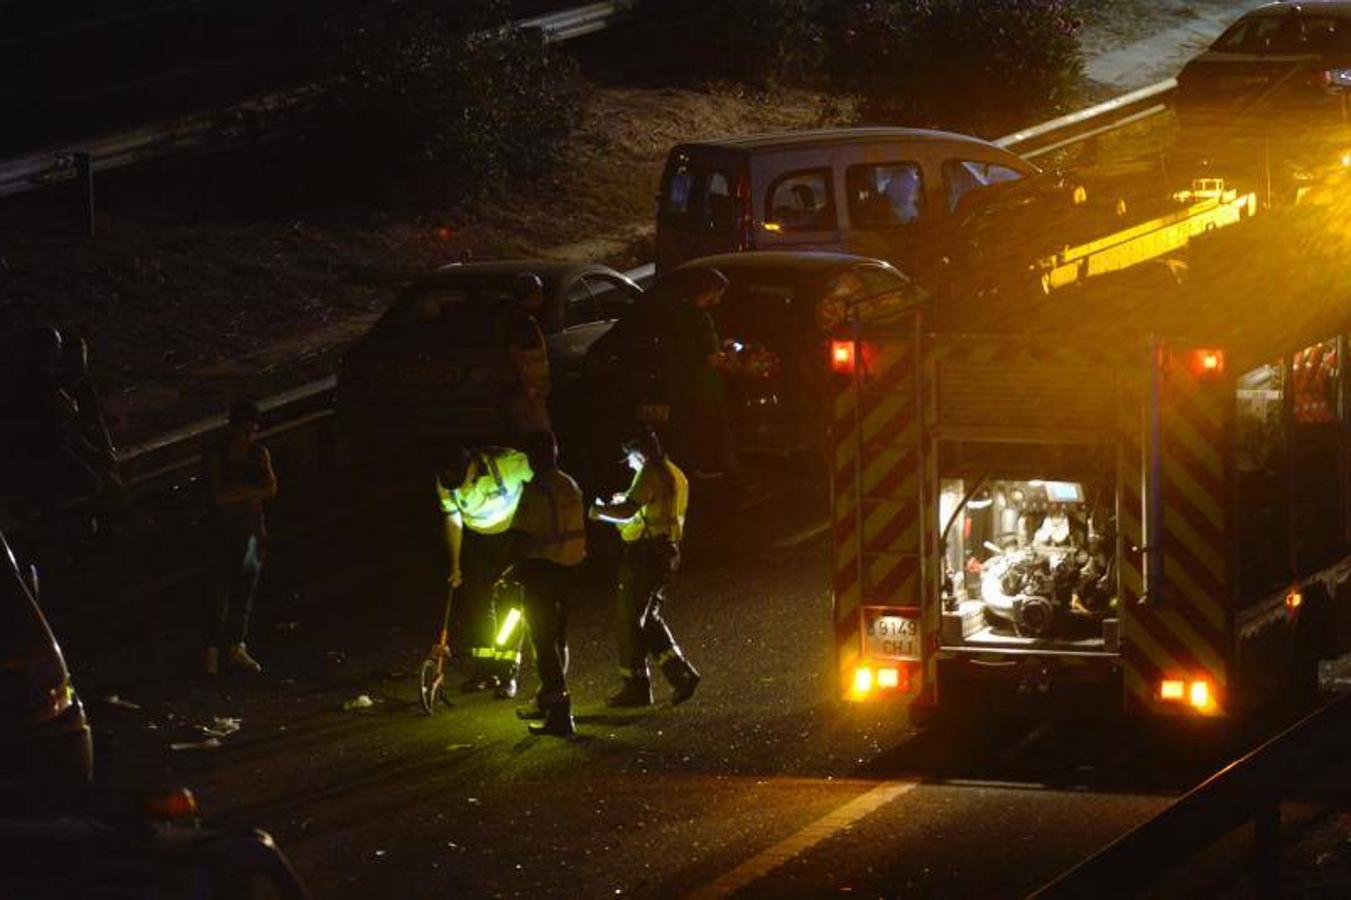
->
[735, 175, 753, 251]
[851, 666, 873, 699]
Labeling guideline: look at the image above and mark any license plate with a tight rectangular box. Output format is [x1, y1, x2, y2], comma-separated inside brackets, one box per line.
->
[863, 607, 921, 661]
[637, 403, 670, 424]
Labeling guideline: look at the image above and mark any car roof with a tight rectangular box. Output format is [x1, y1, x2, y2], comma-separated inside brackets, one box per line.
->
[677, 126, 1019, 155]
[675, 250, 901, 275]
[1243, 1, 1351, 18]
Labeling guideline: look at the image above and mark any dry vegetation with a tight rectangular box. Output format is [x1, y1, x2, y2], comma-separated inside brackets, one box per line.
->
[0, 0, 1248, 443]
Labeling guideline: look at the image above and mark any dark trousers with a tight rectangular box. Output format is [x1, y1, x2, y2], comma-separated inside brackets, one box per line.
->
[616, 538, 680, 679]
[205, 521, 263, 648]
[515, 559, 575, 700]
[456, 530, 519, 670]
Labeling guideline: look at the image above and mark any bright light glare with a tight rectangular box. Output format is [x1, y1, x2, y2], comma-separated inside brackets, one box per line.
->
[852, 666, 874, 696]
[1286, 589, 1303, 611]
[1159, 680, 1185, 700]
[1189, 680, 1211, 710]
[878, 667, 900, 689]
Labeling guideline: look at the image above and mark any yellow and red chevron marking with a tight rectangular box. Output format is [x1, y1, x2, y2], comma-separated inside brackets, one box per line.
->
[831, 335, 922, 696]
[1117, 366, 1149, 712]
[1124, 350, 1233, 715]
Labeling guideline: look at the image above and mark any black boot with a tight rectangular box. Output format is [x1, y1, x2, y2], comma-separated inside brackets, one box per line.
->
[528, 695, 575, 737]
[606, 677, 653, 708]
[661, 655, 701, 705]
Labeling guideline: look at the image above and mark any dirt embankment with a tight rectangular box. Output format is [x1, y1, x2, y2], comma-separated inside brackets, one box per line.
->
[0, 1, 1248, 444]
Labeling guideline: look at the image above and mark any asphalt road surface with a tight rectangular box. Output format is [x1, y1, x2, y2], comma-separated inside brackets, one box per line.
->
[51, 468, 1238, 898]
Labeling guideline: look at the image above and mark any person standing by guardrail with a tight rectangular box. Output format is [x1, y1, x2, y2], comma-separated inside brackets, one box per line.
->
[202, 400, 276, 676]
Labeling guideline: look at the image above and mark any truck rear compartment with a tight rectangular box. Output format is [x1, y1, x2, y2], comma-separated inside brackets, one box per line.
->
[937, 476, 1119, 655]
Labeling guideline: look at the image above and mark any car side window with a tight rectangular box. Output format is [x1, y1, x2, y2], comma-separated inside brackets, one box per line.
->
[942, 159, 1025, 213]
[564, 279, 599, 328]
[765, 169, 836, 232]
[846, 162, 924, 229]
[1214, 17, 1285, 54]
[705, 169, 739, 234]
[580, 273, 637, 321]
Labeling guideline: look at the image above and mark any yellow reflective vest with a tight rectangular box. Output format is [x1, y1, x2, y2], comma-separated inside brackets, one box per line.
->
[436, 448, 533, 534]
[618, 459, 688, 543]
[514, 470, 586, 566]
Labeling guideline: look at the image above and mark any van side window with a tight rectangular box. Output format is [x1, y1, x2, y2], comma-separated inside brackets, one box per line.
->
[766, 169, 836, 232]
[661, 157, 698, 223]
[846, 162, 924, 228]
[943, 159, 1025, 213]
[705, 170, 736, 233]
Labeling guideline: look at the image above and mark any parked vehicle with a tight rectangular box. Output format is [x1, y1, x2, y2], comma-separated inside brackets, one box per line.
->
[338, 260, 642, 470]
[654, 127, 1038, 284]
[1177, 1, 1351, 119]
[1, 812, 309, 899]
[1175, 1, 1351, 200]
[0, 529, 92, 815]
[584, 251, 923, 479]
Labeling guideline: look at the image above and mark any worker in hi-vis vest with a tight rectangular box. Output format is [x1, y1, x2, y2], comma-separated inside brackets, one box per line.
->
[437, 445, 533, 696]
[590, 427, 700, 707]
[507, 431, 587, 736]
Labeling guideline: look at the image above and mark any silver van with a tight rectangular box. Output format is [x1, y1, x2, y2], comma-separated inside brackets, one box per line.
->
[654, 127, 1039, 279]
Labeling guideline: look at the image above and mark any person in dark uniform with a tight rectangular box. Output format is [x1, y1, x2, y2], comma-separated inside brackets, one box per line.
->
[659, 268, 738, 480]
[590, 427, 700, 707]
[495, 272, 551, 437]
[202, 400, 277, 675]
[508, 431, 586, 736]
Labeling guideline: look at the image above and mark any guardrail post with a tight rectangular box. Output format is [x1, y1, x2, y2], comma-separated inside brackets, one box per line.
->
[1254, 800, 1281, 898]
[75, 152, 95, 239]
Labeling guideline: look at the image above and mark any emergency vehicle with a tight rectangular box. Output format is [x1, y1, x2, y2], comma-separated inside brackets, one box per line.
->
[828, 195, 1351, 719]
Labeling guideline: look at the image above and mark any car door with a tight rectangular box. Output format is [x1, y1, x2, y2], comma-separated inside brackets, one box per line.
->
[548, 271, 639, 379]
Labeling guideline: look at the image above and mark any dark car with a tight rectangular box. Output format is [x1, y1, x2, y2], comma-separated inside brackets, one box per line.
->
[1176, 2, 1351, 188]
[339, 260, 642, 468]
[585, 251, 923, 477]
[0, 529, 92, 814]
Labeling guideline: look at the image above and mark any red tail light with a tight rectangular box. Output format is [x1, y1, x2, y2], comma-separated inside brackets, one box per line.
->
[830, 340, 856, 374]
[735, 174, 753, 251]
[1188, 348, 1225, 379]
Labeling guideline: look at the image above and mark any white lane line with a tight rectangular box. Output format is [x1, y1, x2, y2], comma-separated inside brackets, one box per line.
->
[684, 779, 919, 899]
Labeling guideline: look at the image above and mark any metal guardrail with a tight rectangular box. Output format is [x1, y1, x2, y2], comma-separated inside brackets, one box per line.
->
[0, 2, 635, 201]
[117, 261, 657, 486]
[1031, 689, 1351, 898]
[995, 77, 1177, 160]
[110, 81, 1171, 489]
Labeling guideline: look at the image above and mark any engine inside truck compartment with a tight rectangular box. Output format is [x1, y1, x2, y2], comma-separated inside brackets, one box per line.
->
[939, 477, 1117, 650]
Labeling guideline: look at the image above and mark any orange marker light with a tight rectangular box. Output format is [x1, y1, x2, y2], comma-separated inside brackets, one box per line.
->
[1189, 680, 1212, 710]
[851, 666, 874, 699]
[1286, 589, 1303, 612]
[1159, 679, 1185, 701]
[877, 667, 900, 689]
[831, 340, 856, 375]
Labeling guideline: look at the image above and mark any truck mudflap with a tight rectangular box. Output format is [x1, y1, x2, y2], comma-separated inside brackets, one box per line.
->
[933, 652, 1123, 718]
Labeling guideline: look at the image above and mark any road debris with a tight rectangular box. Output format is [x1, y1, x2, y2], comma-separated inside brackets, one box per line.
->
[343, 694, 375, 710]
[102, 694, 143, 710]
[170, 737, 222, 751]
[200, 716, 242, 738]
